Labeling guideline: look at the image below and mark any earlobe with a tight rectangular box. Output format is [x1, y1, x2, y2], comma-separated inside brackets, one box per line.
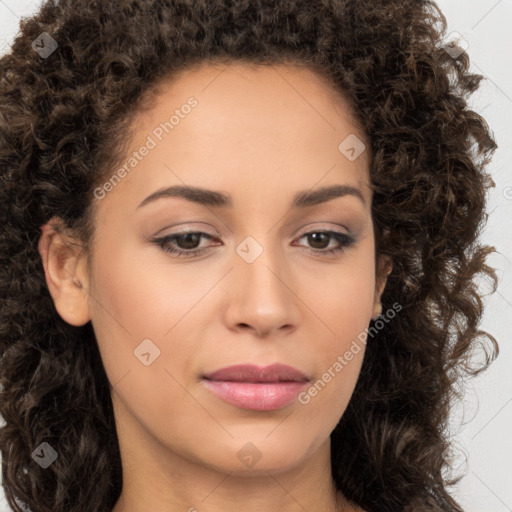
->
[372, 301, 383, 320]
[37, 218, 91, 327]
[372, 255, 393, 320]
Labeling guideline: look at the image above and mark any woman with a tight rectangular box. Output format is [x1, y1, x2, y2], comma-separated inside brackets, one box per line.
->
[0, 1, 499, 511]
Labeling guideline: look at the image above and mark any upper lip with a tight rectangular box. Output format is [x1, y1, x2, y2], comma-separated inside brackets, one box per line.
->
[202, 364, 310, 383]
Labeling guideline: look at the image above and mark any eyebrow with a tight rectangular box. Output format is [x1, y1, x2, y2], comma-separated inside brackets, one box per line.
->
[136, 183, 366, 210]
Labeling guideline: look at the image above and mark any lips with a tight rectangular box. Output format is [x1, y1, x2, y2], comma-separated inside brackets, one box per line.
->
[202, 363, 310, 383]
[201, 364, 311, 411]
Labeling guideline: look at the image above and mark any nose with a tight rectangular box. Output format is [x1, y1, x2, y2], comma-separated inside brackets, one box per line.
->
[223, 240, 301, 338]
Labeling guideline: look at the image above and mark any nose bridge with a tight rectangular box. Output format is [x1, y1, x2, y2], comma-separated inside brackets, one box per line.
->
[226, 231, 298, 334]
[235, 232, 286, 295]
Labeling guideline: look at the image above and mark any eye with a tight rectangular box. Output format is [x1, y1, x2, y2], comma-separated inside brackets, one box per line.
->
[152, 231, 215, 258]
[151, 231, 216, 258]
[151, 230, 356, 258]
[294, 231, 356, 257]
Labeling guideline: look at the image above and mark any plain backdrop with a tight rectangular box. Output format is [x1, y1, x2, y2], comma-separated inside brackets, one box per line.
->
[1, 1, 511, 511]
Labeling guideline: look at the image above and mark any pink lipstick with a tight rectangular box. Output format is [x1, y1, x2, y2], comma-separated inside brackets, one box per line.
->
[201, 363, 310, 411]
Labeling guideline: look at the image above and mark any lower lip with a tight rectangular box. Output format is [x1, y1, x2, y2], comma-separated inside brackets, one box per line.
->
[201, 379, 309, 411]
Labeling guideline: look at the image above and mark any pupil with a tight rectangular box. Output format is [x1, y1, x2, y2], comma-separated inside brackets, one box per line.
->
[179, 233, 200, 249]
[309, 233, 328, 249]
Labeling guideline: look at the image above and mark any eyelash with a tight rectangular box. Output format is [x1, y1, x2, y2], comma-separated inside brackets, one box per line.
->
[151, 230, 356, 259]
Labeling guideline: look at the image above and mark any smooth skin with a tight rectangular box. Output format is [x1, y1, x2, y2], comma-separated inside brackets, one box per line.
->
[38, 61, 392, 512]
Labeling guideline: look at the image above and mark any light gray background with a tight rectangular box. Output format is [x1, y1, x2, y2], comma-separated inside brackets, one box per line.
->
[1, 0, 511, 510]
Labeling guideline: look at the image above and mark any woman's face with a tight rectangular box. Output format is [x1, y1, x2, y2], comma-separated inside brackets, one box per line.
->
[48, 62, 390, 480]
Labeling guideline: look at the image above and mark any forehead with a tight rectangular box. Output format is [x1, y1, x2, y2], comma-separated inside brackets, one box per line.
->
[93, 60, 372, 220]
[137, 59, 364, 141]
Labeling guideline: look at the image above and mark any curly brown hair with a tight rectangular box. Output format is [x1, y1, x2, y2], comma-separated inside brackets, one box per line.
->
[0, 0, 499, 511]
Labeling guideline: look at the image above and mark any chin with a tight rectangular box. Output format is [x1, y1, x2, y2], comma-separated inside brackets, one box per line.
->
[197, 435, 314, 476]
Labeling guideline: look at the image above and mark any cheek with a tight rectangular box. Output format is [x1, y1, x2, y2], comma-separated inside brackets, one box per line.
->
[300, 245, 376, 408]
[86, 236, 193, 391]
[89, 237, 192, 339]
[309, 277, 372, 387]
[87, 240, 203, 425]
[309, 248, 376, 340]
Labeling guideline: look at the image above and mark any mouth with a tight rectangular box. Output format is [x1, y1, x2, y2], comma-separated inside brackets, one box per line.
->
[201, 363, 311, 411]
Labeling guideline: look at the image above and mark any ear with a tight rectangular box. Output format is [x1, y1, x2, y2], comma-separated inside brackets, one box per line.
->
[371, 253, 393, 321]
[37, 217, 91, 326]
